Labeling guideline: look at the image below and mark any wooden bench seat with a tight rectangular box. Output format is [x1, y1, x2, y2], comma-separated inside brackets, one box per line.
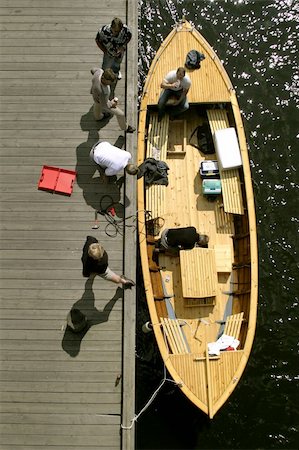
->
[180, 248, 217, 298]
[214, 244, 232, 272]
[145, 113, 169, 220]
[160, 317, 190, 354]
[223, 312, 244, 339]
[207, 109, 244, 215]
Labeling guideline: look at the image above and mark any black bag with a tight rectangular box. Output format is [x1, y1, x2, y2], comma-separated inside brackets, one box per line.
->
[189, 123, 215, 155]
[185, 50, 205, 70]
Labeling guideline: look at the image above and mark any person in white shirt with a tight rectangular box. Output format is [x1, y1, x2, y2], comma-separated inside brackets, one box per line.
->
[90, 67, 135, 133]
[90, 141, 138, 181]
[158, 67, 191, 121]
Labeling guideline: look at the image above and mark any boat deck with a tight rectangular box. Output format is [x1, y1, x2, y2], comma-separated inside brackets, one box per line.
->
[144, 107, 235, 333]
[0, 1, 137, 449]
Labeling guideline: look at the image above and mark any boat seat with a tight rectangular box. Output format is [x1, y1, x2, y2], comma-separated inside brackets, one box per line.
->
[160, 317, 190, 354]
[223, 312, 244, 339]
[180, 247, 217, 298]
[214, 244, 232, 272]
[215, 199, 234, 234]
[207, 109, 244, 215]
[145, 113, 169, 220]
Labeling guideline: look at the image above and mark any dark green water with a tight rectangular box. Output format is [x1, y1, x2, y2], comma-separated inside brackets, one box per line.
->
[136, 1, 299, 449]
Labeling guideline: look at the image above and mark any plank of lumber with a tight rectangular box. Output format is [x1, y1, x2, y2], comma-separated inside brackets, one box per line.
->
[207, 109, 244, 215]
[145, 113, 169, 219]
[160, 318, 190, 354]
[180, 248, 217, 298]
[223, 312, 244, 339]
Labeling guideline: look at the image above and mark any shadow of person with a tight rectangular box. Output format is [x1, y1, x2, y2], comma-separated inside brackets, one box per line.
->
[62, 277, 123, 357]
[75, 109, 130, 213]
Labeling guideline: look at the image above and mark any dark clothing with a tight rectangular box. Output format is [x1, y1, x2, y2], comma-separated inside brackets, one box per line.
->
[81, 236, 108, 277]
[166, 227, 199, 250]
[96, 24, 132, 58]
[137, 158, 169, 186]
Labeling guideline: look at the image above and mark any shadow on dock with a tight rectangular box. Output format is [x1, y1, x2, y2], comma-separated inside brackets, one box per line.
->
[62, 277, 123, 357]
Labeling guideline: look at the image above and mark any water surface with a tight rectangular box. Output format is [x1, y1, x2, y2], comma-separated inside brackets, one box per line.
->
[136, 1, 298, 449]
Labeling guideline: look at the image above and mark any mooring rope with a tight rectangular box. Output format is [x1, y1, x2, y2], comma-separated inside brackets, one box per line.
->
[120, 364, 180, 430]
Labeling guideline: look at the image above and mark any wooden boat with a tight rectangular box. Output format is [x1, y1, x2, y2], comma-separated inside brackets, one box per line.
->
[137, 20, 258, 418]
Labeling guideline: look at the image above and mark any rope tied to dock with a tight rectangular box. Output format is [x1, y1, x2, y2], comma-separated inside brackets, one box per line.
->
[120, 364, 181, 430]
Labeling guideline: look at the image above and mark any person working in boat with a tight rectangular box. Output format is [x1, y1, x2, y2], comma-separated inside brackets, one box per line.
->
[90, 67, 135, 133]
[95, 17, 132, 80]
[90, 140, 139, 183]
[157, 67, 191, 122]
[158, 226, 209, 253]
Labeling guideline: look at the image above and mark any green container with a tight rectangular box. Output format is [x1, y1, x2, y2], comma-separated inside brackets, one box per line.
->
[202, 179, 221, 195]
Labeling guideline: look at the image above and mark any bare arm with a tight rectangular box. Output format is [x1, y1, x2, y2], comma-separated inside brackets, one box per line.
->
[160, 79, 180, 89]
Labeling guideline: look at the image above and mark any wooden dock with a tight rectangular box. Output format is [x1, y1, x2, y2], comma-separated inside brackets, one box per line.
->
[0, 1, 138, 449]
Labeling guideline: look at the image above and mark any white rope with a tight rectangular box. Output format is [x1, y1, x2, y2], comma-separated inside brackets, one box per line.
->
[120, 364, 179, 430]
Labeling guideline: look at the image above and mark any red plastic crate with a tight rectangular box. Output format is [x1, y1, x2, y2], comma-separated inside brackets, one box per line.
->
[38, 165, 76, 195]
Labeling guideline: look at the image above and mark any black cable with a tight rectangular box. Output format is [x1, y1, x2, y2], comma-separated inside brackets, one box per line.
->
[97, 195, 138, 238]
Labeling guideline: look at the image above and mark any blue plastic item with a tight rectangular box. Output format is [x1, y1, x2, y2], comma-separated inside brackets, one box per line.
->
[202, 179, 221, 195]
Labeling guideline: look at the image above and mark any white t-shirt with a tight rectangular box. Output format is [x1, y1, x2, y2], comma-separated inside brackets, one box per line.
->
[93, 141, 132, 176]
[163, 70, 191, 91]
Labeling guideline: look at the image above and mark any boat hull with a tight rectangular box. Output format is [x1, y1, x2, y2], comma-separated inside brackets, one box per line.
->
[137, 20, 258, 418]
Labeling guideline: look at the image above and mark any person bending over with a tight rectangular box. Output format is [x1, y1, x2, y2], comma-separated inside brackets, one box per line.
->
[89, 140, 138, 182]
[81, 236, 135, 288]
[159, 226, 209, 252]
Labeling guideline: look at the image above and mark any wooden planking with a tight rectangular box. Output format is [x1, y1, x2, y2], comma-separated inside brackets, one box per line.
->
[0, 447, 118, 450]
[145, 112, 169, 220]
[160, 318, 190, 354]
[223, 312, 244, 339]
[169, 350, 244, 411]
[143, 22, 232, 106]
[180, 248, 218, 298]
[0, 0, 137, 449]
[0, 412, 119, 425]
[214, 244, 232, 272]
[137, 20, 257, 419]
[207, 108, 244, 215]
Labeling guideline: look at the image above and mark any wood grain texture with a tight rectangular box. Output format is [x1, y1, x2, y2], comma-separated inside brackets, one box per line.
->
[0, 0, 137, 448]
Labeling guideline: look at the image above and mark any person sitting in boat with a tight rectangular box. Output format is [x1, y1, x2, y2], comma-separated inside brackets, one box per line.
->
[157, 67, 191, 122]
[90, 140, 139, 182]
[158, 226, 209, 254]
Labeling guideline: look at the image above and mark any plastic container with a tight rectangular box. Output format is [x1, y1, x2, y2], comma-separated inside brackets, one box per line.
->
[202, 178, 222, 195]
[199, 160, 219, 178]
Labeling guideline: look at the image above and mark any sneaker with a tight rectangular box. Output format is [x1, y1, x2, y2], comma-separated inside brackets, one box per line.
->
[117, 71, 122, 80]
[126, 125, 136, 133]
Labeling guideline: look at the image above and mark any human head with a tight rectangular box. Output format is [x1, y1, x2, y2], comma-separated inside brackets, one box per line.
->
[125, 163, 139, 175]
[88, 243, 105, 260]
[101, 68, 117, 85]
[111, 18, 123, 36]
[176, 67, 186, 80]
[197, 234, 209, 247]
